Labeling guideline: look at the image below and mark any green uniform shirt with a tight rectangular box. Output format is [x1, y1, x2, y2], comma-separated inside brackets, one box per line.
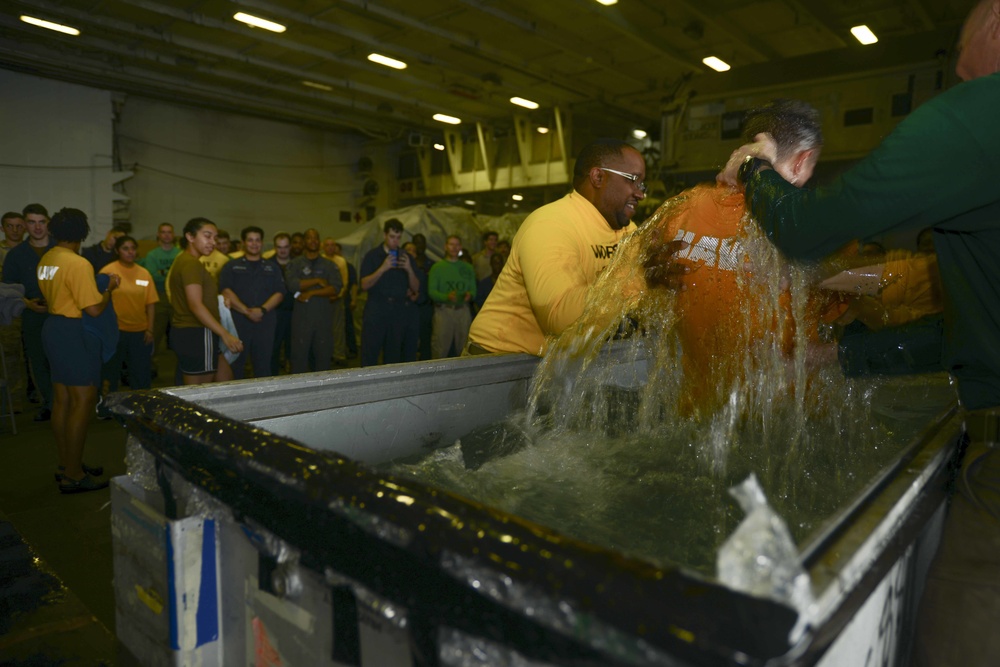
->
[428, 259, 477, 304]
[140, 245, 180, 294]
[745, 72, 1000, 409]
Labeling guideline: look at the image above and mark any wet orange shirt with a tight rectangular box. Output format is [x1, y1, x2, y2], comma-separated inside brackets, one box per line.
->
[659, 184, 794, 411]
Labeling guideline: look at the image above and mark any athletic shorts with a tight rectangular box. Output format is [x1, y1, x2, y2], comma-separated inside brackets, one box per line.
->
[171, 326, 220, 376]
[42, 315, 102, 386]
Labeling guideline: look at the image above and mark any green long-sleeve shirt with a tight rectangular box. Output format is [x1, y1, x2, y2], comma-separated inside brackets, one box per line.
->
[745, 72, 1000, 409]
[428, 259, 476, 304]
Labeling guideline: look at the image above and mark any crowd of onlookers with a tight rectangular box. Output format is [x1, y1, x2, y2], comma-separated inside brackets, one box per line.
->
[0, 205, 515, 419]
[0, 203, 514, 492]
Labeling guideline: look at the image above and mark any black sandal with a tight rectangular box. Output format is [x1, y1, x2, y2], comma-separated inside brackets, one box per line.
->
[54, 463, 105, 482]
[58, 473, 110, 495]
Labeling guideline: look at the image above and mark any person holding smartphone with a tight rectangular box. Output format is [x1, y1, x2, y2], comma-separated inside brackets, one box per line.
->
[359, 218, 420, 366]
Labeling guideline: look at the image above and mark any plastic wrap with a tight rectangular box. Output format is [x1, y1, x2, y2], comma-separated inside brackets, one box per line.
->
[125, 435, 159, 491]
[717, 474, 813, 616]
[439, 551, 675, 666]
[439, 626, 552, 667]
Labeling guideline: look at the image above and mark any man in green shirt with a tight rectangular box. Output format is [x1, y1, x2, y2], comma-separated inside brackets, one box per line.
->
[718, 2, 1000, 661]
[428, 235, 476, 358]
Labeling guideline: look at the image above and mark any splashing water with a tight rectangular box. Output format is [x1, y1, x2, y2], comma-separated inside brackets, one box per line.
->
[388, 189, 956, 574]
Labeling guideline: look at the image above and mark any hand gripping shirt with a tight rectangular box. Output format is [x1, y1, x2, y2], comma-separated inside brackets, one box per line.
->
[469, 191, 635, 355]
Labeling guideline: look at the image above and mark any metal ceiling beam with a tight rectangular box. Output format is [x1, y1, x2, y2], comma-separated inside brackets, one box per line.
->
[565, 0, 706, 72]
[453, 0, 649, 86]
[635, 0, 779, 62]
[331, 0, 608, 101]
[905, 0, 937, 31]
[230, 0, 494, 91]
[0, 40, 400, 139]
[10, 0, 436, 123]
[783, 0, 848, 48]
[108, 0, 490, 119]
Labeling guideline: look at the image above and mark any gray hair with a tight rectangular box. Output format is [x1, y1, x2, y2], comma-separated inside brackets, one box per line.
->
[743, 99, 823, 162]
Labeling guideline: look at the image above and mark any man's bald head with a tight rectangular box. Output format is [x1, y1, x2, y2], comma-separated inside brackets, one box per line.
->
[956, 0, 1000, 81]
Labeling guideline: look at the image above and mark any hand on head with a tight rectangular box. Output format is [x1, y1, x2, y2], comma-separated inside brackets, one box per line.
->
[716, 133, 779, 187]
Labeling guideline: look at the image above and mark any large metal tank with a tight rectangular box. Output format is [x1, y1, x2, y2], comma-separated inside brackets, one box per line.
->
[109, 348, 964, 666]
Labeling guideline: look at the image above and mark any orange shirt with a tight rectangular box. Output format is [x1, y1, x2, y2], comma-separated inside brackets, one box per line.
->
[37, 246, 104, 318]
[658, 185, 791, 411]
[100, 261, 159, 332]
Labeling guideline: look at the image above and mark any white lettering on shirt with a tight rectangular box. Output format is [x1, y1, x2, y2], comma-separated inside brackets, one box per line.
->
[37, 265, 59, 281]
[672, 229, 744, 272]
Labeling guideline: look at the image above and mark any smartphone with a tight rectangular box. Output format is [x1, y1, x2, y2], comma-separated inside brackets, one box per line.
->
[389, 248, 399, 266]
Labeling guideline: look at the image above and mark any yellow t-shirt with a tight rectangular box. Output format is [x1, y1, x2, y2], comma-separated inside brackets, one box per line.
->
[200, 249, 230, 279]
[37, 246, 104, 318]
[324, 253, 349, 298]
[879, 252, 944, 327]
[100, 261, 159, 332]
[469, 191, 635, 355]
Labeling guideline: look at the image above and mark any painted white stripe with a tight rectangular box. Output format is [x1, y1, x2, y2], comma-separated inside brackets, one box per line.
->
[203, 328, 212, 372]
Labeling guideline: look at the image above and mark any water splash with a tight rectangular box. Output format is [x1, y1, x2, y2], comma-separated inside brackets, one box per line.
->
[388, 190, 955, 574]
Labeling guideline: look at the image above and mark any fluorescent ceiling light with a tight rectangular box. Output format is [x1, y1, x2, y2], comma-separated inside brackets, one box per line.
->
[433, 143, 445, 151]
[632, 129, 647, 140]
[368, 53, 407, 70]
[20, 15, 80, 35]
[302, 80, 333, 91]
[702, 56, 730, 72]
[510, 97, 539, 110]
[233, 12, 286, 33]
[536, 126, 550, 134]
[433, 113, 461, 125]
[512, 194, 524, 201]
[851, 25, 878, 45]
[596, 0, 618, 5]
[464, 200, 477, 206]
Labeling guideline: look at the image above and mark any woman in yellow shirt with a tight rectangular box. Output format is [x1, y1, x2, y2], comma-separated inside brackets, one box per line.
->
[100, 235, 158, 393]
[37, 208, 120, 494]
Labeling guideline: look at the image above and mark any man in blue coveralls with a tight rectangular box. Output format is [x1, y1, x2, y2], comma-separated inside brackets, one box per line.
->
[359, 218, 420, 367]
[218, 226, 285, 379]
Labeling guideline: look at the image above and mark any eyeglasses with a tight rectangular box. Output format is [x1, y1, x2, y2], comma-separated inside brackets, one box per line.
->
[598, 168, 647, 193]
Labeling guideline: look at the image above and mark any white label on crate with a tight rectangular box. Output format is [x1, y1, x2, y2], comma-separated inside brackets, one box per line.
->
[817, 545, 913, 667]
[248, 576, 316, 634]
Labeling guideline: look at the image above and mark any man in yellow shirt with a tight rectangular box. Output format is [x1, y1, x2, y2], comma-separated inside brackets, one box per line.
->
[468, 139, 645, 355]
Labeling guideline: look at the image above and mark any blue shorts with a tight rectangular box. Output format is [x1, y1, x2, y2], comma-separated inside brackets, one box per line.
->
[171, 327, 220, 376]
[42, 315, 102, 386]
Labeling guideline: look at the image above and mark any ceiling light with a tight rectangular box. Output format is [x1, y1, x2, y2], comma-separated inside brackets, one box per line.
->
[510, 97, 539, 110]
[20, 15, 80, 35]
[851, 25, 878, 45]
[233, 12, 286, 33]
[464, 200, 476, 206]
[433, 143, 445, 151]
[512, 194, 524, 201]
[302, 81, 333, 91]
[536, 127, 550, 134]
[702, 56, 730, 72]
[368, 53, 407, 70]
[596, 0, 618, 5]
[433, 113, 461, 125]
[632, 129, 647, 140]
